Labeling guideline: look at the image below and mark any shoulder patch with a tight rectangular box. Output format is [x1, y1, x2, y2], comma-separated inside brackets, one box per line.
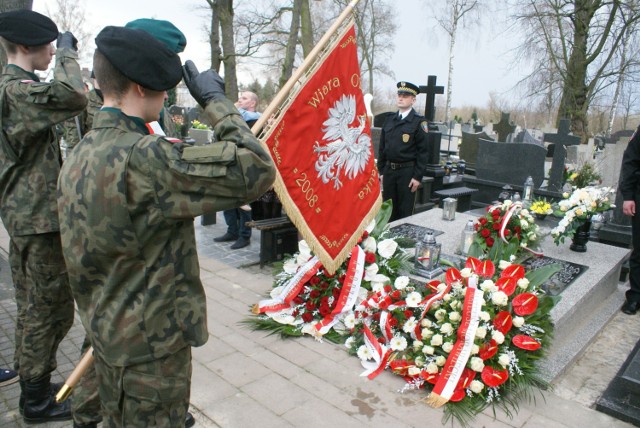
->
[164, 137, 184, 144]
[421, 121, 429, 133]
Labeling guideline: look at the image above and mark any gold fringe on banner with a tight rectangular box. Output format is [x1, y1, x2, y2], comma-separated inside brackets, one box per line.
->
[424, 392, 448, 408]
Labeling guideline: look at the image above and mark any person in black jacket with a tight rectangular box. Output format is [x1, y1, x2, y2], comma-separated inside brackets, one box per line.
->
[621, 125, 640, 315]
[378, 81, 430, 221]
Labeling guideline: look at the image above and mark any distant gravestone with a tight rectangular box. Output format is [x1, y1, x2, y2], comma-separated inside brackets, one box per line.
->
[458, 131, 494, 172]
[544, 119, 581, 191]
[493, 112, 517, 142]
[522, 129, 544, 147]
[473, 123, 483, 132]
[476, 139, 546, 187]
[371, 127, 381, 159]
[419, 75, 445, 122]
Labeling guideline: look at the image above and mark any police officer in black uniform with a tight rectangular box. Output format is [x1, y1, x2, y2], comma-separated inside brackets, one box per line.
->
[378, 81, 430, 221]
[621, 125, 640, 315]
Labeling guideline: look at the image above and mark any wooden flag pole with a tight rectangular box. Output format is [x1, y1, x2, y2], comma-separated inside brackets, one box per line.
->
[251, 0, 360, 135]
[55, 347, 94, 403]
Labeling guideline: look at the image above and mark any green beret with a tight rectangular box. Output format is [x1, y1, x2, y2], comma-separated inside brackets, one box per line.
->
[397, 81, 419, 96]
[0, 10, 58, 46]
[95, 26, 182, 91]
[124, 18, 186, 54]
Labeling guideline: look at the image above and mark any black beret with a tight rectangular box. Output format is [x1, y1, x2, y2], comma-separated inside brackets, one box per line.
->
[397, 81, 419, 96]
[0, 10, 58, 46]
[95, 26, 182, 91]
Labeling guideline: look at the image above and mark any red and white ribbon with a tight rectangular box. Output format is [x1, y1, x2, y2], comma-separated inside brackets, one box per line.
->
[489, 202, 544, 257]
[254, 256, 322, 314]
[413, 283, 452, 341]
[426, 277, 484, 407]
[314, 246, 365, 334]
[359, 323, 392, 380]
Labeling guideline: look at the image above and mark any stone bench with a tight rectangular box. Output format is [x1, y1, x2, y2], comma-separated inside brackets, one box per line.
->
[246, 217, 298, 267]
[434, 186, 479, 212]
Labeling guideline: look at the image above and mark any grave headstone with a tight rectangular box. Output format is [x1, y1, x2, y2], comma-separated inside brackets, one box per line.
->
[522, 129, 544, 147]
[475, 139, 547, 187]
[419, 75, 445, 122]
[458, 131, 494, 173]
[493, 112, 517, 142]
[543, 118, 581, 191]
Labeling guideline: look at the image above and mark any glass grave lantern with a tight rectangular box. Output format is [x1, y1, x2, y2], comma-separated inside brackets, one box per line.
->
[415, 231, 443, 279]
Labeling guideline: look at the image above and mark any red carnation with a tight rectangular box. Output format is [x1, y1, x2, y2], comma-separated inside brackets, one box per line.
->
[301, 312, 313, 323]
[388, 317, 399, 327]
[365, 252, 376, 264]
[391, 290, 402, 300]
[384, 284, 393, 293]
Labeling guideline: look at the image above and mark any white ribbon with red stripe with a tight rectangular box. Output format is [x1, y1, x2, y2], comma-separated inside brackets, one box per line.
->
[359, 323, 392, 379]
[488, 202, 543, 257]
[426, 277, 484, 407]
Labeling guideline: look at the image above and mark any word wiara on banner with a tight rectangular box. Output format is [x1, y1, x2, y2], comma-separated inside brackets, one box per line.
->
[259, 15, 381, 275]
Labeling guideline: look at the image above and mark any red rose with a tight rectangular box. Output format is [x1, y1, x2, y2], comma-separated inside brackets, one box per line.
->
[301, 312, 313, 323]
[365, 252, 376, 264]
[378, 336, 386, 344]
[332, 287, 342, 298]
[319, 305, 331, 316]
[324, 271, 335, 278]
[338, 274, 346, 284]
[388, 317, 399, 327]
[514, 226, 521, 233]
[404, 309, 413, 318]
[486, 237, 495, 247]
[481, 229, 491, 238]
[305, 301, 316, 311]
[492, 223, 501, 230]
[384, 284, 393, 293]
[320, 296, 330, 306]
[504, 229, 511, 236]
[391, 290, 402, 300]
[492, 209, 500, 216]
[320, 281, 330, 290]
[309, 276, 321, 285]
[293, 297, 304, 305]
[292, 310, 299, 317]
[309, 290, 321, 299]
[479, 217, 488, 225]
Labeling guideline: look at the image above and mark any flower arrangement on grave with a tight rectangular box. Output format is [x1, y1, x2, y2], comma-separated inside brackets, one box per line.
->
[564, 162, 602, 188]
[245, 201, 413, 341]
[529, 198, 554, 219]
[345, 254, 559, 426]
[471, 201, 540, 256]
[190, 119, 211, 130]
[550, 186, 614, 245]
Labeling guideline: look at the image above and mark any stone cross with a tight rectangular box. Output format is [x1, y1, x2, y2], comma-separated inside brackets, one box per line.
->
[543, 119, 581, 191]
[419, 75, 444, 122]
[493, 112, 516, 142]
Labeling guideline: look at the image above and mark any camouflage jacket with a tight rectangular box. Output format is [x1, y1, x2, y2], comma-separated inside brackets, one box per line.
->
[58, 98, 276, 366]
[0, 48, 87, 236]
[83, 88, 103, 134]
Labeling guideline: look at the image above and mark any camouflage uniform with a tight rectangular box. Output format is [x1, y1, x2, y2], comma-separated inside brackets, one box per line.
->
[84, 88, 103, 133]
[0, 46, 87, 382]
[58, 98, 275, 425]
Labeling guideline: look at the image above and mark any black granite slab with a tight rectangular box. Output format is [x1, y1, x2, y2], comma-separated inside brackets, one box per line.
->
[521, 255, 588, 295]
[389, 223, 444, 242]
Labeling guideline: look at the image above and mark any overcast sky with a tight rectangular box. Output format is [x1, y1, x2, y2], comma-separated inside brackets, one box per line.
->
[32, 0, 528, 108]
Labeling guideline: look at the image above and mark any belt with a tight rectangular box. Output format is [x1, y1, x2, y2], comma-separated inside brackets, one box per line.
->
[387, 161, 415, 170]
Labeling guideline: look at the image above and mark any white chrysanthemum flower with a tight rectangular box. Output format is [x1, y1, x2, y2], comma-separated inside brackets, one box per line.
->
[406, 291, 422, 307]
[470, 357, 485, 372]
[492, 330, 505, 344]
[440, 323, 454, 335]
[425, 362, 439, 374]
[470, 380, 484, 394]
[403, 317, 418, 333]
[343, 313, 356, 329]
[512, 316, 525, 328]
[390, 335, 408, 351]
[377, 239, 398, 259]
[475, 327, 487, 339]
[449, 311, 461, 322]
[492, 291, 509, 306]
[422, 345, 435, 355]
[394, 276, 410, 290]
[517, 278, 529, 289]
[362, 236, 377, 253]
[442, 342, 454, 353]
[498, 353, 511, 367]
[364, 263, 379, 281]
[357, 345, 372, 361]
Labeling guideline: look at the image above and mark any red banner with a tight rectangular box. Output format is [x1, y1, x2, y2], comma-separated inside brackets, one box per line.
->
[262, 22, 381, 274]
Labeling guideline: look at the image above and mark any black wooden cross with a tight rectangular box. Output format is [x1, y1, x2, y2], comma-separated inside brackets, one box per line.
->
[419, 75, 444, 122]
[493, 112, 516, 143]
[543, 119, 581, 191]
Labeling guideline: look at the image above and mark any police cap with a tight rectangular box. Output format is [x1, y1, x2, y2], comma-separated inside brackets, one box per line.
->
[95, 26, 182, 91]
[397, 81, 419, 97]
[124, 19, 187, 54]
[0, 10, 58, 46]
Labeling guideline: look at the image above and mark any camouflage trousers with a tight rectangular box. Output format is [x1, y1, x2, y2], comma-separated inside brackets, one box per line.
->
[9, 232, 74, 381]
[94, 346, 192, 427]
[72, 336, 101, 425]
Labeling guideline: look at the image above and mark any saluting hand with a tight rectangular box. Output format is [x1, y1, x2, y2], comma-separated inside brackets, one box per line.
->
[182, 60, 226, 108]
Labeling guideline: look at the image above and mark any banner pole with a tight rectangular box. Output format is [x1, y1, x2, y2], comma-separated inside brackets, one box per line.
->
[251, 0, 360, 134]
[55, 347, 94, 403]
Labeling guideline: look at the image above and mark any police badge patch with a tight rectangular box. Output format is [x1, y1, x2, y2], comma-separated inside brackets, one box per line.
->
[402, 134, 410, 143]
[421, 121, 429, 133]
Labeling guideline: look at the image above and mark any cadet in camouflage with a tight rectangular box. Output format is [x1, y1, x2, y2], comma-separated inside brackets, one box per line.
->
[0, 9, 87, 424]
[57, 25, 275, 426]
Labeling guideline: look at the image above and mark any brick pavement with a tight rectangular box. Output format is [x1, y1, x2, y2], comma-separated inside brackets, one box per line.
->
[0, 212, 637, 427]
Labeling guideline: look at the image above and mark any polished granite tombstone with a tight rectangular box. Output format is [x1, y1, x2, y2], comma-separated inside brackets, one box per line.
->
[390, 208, 630, 381]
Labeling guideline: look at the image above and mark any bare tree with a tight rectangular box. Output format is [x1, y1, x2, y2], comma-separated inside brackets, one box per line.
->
[434, 0, 480, 123]
[511, 0, 640, 142]
[203, 0, 238, 98]
[46, 0, 92, 65]
[0, 0, 33, 66]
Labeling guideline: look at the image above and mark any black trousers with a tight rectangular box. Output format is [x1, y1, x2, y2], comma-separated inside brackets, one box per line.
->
[382, 166, 417, 222]
[628, 201, 640, 302]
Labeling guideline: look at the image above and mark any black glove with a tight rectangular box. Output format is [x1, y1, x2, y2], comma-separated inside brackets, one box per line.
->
[182, 60, 225, 107]
[57, 32, 78, 51]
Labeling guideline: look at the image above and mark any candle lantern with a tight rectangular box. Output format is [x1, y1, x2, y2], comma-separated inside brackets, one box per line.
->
[459, 219, 477, 256]
[442, 197, 457, 221]
[415, 231, 443, 279]
[457, 159, 466, 175]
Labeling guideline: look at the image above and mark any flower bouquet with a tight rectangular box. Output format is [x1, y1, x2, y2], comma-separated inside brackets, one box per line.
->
[345, 256, 559, 426]
[470, 201, 540, 258]
[564, 162, 602, 188]
[529, 198, 553, 220]
[550, 186, 614, 245]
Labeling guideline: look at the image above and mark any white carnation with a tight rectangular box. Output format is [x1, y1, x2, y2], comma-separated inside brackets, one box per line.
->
[498, 353, 511, 367]
[422, 345, 435, 355]
[442, 342, 454, 353]
[512, 316, 525, 328]
[470, 357, 485, 372]
[491, 291, 509, 306]
[492, 330, 505, 344]
[394, 276, 410, 290]
[406, 291, 422, 307]
[430, 334, 443, 346]
[470, 380, 484, 394]
[475, 326, 487, 339]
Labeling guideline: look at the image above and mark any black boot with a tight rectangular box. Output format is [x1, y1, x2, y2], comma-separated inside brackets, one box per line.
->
[22, 377, 72, 424]
[19, 379, 63, 415]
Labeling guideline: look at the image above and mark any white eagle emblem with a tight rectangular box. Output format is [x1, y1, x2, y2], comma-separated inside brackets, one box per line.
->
[314, 94, 371, 190]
